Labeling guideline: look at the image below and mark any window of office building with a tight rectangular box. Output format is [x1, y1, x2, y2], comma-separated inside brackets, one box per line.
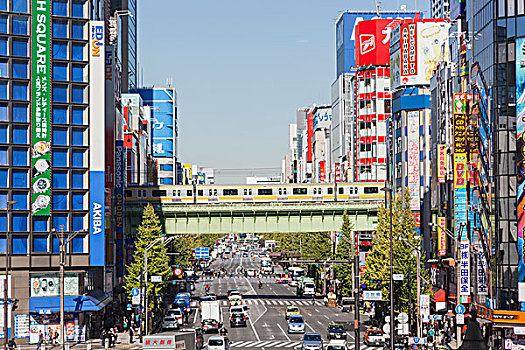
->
[53, 215, 67, 231]
[0, 60, 7, 78]
[53, 171, 68, 189]
[53, 20, 68, 38]
[0, 37, 7, 55]
[53, 41, 68, 60]
[53, 107, 68, 124]
[0, 103, 6, 120]
[12, 192, 27, 210]
[33, 217, 48, 232]
[12, 104, 27, 122]
[12, 169, 27, 187]
[53, 0, 67, 16]
[12, 82, 27, 101]
[12, 125, 28, 144]
[71, 171, 84, 188]
[12, 39, 27, 57]
[53, 193, 67, 210]
[12, 16, 28, 35]
[13, 0, 28, 13]
[12, 214, 27, 232]
[12, 148, 28, 166]
[32, 235, 48, 253]
[71, 193, 83, 210]
[12, 235, 27, 254]
[12, 60, 27, 79]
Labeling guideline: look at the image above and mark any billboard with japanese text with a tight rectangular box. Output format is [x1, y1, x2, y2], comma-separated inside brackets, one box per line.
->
[355, 18, 403, 68]
[516, 37, 525, 284]
[407, 111, 420, 210]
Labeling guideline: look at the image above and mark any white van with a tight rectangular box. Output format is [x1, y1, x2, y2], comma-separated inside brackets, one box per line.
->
[207, 335, 230, 350]
[229, 304, 249, 318]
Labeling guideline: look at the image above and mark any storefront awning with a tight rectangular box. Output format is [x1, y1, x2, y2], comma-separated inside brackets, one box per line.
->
[432, 288, 456, 302]
[29, 291, 111, 313]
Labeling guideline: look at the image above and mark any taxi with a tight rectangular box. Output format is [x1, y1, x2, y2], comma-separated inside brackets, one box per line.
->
[285, 306, 300, 320]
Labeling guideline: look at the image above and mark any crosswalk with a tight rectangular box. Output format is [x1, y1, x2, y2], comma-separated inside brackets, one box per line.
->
[230, 340, 373, 349]
[220, 299, 324, 307]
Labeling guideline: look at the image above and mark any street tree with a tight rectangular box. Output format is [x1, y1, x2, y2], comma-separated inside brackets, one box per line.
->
[364, 193, 431, 319]
[125, 203, 172, 310]
[334, 211, 354, 296]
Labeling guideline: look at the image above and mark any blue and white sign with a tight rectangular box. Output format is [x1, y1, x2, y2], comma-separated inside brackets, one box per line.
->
[131, 288, 140, 296]
[459, 240, 470, 296]
[195, 247, 210, 259]
[363, 290, 382, 301]
[408, 337, 427, 345]
[455, 304, 466, 315]
[126, 303, 132, 311]
[89, 171, 105, 266]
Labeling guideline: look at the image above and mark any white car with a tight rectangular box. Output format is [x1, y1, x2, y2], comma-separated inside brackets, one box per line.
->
[207, 335, 230, 350]
[228, 291, 242, 300]
[326, 340, 347, 350]
[161, 315, 179, 330]
[229, 304, 249, 318]
[167, 308, 183, 325]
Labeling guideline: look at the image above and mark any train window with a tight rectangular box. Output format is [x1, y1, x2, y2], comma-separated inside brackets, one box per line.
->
[177, 190, 181, 196]
[339, 187, 344, 194]
[284, 188, 287, 195]
[293, 188, 307, 195]
[349, 187, 354, 194]
[198, 190, 203, 196]
[187, 190, 192, 196]
[328, 188, 333, 194]
[354, 187, 357, 193]
[244, 189, 247, 195]
[364, 187, 379, 194]
[125, 190, 133, 197]
[279, 188, 282, 195]
[223, 189, 238, 196]
[249, 189, 252, 195]
[258, 188, 273, 195]
[208, 189, 212, 196]
[152, 190, 167, 197]
[318, 188, 322, 194]
[313, 188, 317, 195]
[213, 189, 218, 196]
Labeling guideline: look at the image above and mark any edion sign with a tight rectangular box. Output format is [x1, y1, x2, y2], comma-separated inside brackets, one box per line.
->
[91, 25, 103, 57]
[355, 19, 403, 67]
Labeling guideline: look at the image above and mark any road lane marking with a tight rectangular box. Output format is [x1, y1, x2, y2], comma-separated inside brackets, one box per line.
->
[245, 277, 264, 341]
[305, 321, 316, 333]
[276, 322, 291, 341]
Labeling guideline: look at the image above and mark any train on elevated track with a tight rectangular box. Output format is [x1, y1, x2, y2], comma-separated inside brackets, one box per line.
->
[124, 182, 384, 204]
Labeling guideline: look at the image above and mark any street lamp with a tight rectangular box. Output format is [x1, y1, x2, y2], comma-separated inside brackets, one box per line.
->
[380, 186, 394, 350]
[3, 200, 15, 349]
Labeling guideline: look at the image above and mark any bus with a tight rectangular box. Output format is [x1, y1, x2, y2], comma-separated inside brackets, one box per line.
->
[260, 257, 272, 274]
[288, 267, 306, 287]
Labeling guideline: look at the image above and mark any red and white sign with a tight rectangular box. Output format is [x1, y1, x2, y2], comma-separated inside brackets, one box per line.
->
[438, 217, 447, 256]
[319, 160, 326, 182]
[437, 145, 447, 183]
[335, 163, 341, 182]
[174, 267, 182, 277]
[407, 111, 420, 210]
[355, 19, 403, 67]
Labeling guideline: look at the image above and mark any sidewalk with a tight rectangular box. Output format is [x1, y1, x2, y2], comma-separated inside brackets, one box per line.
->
[14, 333, 142, 350]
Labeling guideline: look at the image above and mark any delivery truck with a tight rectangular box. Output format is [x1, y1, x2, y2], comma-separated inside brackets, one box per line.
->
[201, 300, 222, 324]
[143, 331, 196, 349]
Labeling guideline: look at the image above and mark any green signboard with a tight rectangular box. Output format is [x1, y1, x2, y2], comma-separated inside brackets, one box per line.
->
[31, 0, 51, 216]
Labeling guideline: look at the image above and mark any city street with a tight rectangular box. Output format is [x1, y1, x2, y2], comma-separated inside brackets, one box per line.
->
[169, 255, 374, 349]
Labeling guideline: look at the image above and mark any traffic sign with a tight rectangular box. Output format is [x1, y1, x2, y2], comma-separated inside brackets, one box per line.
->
[408, 337, 427, 345]
[398, 312, 409, 324]
[393, 274, 404, 281]
[456, 304, 466, 315]
[126, 303, 132, 311]
[174, 267, 183, 277]
[456, 314, 465, 325]
[383, 323, 390, 334]
[363, 290, 382, 301]
[195, 247, 210, 259]
[131, 288, 140, 296]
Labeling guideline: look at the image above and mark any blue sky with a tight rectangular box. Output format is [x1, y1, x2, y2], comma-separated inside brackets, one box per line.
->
[139, 0, 427, 170]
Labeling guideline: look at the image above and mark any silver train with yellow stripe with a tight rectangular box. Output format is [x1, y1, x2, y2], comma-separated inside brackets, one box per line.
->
[125, 183, 384, 204]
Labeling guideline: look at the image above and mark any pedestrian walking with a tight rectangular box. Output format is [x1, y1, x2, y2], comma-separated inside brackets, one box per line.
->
[36, 331, 44, 350]
[52, 330, 59, 346]
[128, 325, 134, 344]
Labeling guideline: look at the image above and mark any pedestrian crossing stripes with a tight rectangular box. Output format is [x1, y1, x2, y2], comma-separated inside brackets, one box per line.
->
[221, 299, 323, 307]
[230, 340, 373, 349]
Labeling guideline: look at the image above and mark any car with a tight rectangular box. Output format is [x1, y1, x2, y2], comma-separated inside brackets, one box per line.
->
[203, 268, 214, 276]
[227, 289, 238, 296]
[166, 308, 184, 325]
[247, 268, 258, 277]
[287, 315, 305, 334]
[285, 306, 300, 320]
[327, 323, 346, 340]
[382, 336, 408, 350]
[229, 297, 243, 307]
[228, 290, 242, 299]
[202, 319, 220, 333]
[161, 315, 179, 330]
[326, 340, 347, 350]
[364, 328, 385, 346]
[275, 273, 291, 283]
[229, 304, 249, 319]
[340, 297, 353, 313]
[230, 312, 247, 327]
[206, 335, 230, 350]
[302, 333, 323, 350]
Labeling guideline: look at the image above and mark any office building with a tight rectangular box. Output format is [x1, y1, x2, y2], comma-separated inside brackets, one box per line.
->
[431, 0, 450, 19]
[110, 0, 137, 92]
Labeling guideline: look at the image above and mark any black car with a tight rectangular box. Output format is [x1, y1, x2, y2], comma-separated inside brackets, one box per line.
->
[327, 323, 346, 340]
[383, 336, 408, 350]
[230, 312, 247, 327]
[202, 268, 213, 276]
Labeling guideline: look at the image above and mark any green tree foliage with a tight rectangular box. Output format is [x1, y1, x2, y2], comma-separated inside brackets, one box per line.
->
[334, 211, 354, 296]
[125, 203, 172, 309]
[364, 193, 431, 317]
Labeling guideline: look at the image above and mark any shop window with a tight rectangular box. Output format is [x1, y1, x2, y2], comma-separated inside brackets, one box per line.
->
[0, 103, 6, 120]
[12, 169, 27, 187]
[12, 214, 27, 232]
[53, 41, 68, 60]
[53, 63, 68, 81]
[0, 37, 7, 55]
[12, 148, 28, 166]
[13, 0, 28, 13]
[53, 193, 67, 210]
[53, 107, 68, 124]
[12, 125, 28, 144]
[12, 16, 28, 35]
[0, 60, 7, 78]
[12, 39, 28, 57]
[33, 235, 48, 253]
[53, 149, 68, 167]
[12, 235, 27, 254]
[33, 217, 48, 232]
[12, 82, 27, 101]
[53, 20, 68, 38]
[53, 0, 67, 16]
[52, 215, 67, 230]
[53, 127, 68, 146]
[12, 104, 28, 122]
[72, 43, 84, 61]
[0, 81, 7, 99]
[71, 193, 83, 210]
[53, 171, 68, 189]
[72, 214, 84, 231]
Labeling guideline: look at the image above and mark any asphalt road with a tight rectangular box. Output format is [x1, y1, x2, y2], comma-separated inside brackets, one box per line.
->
[189, 254, 376, 350]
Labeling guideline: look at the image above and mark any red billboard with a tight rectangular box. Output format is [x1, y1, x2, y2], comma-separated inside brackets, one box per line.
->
[307, 109, 314, 163]
[319, 160, 326, 182]
[355, 19, 403, 67]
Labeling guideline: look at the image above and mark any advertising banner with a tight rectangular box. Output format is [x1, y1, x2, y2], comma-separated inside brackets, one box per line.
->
[437, 145, 447, 183]
[335, 163, 341, 182]
[355, 19, 403, 67]
[438, 217, 447, 256]
[453, 115, 467, 154]
[400, 23, 417, 84]
[115, 140, 125, 278]
[30, 273, 79, 297]
[105, 45, 115, 188]
[319, 160, 326, 183]
[459, 240, 470, 296]
[477, 250, 488, 295]
[89, 21, 106, 266]
[518, 38, 525, 285]
[419, 294, 430, 318]
[454, 153, 468, 241]
[31, 0, 51, 216]
[407, 111, 420, 210]
[313, 108, 331, 130]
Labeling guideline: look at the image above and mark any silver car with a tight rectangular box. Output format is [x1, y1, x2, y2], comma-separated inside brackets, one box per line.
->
[161, 315, 179, 330]
[302, 332, 323, 350]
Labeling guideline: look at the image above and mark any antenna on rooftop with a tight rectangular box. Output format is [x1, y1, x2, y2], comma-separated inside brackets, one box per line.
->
[375, 0, 382, 16]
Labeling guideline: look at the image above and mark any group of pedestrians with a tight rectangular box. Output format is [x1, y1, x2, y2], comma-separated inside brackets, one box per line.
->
[36, 330, 60, 350]
[100, 328, 119, 348]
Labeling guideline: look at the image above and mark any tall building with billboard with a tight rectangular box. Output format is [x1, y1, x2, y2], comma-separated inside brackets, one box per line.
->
[134, 87, 178, 185]
[0, 0, 112, 342]
[110, 0, 137, 92]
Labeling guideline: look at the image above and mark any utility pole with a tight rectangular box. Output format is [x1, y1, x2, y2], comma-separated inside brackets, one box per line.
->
[408, 265, 412, 334]
[354, 253, 360, 350]
[139, 268, 143, 343]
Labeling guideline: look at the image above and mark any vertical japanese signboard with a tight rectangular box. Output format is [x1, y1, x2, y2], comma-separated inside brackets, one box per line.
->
[89, 21, 106, 266]
[115, 141, 125, 278]
[437, 217, 446, 256]
[335, 163, 341, 182]
[477, 250, 488, 295]
[437, 145, 447, 183]
[31, 0, 52, 216]
[407, 111, 420, 210]
[319, 160, 326, 182]
[459, 240, 470, 296]
[516, 38, 525, 285]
